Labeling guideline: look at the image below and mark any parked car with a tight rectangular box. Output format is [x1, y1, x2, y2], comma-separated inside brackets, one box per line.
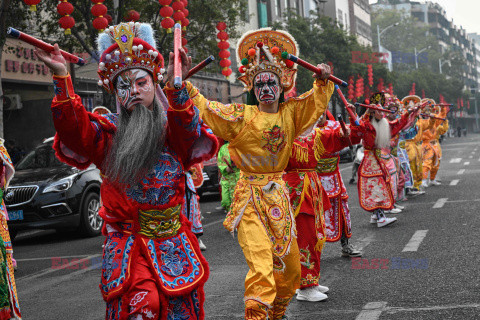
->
[197, 156, 220, 196]
[5, 138, 103, 240]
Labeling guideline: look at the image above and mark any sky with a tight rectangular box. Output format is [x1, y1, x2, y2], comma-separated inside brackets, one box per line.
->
[369, 0, 480, 35]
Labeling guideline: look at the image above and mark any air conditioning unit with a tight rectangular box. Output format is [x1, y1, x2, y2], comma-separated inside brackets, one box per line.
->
[3, 94, 23, 111]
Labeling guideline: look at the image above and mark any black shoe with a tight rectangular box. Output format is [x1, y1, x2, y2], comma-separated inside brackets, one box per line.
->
[349, 178, 355, 185]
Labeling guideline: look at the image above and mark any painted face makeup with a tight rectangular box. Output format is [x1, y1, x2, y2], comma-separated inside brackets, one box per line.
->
[115, 69, 155, 111]
[253, 72, 281, 105]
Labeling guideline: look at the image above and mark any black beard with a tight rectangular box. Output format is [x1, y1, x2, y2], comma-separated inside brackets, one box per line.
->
[103, 98, 167, 187]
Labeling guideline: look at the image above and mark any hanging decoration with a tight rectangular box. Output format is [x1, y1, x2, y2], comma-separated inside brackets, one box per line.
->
[355, 75, 364, 99]
[377, 77, 385, 92]
[172, 0, 185, 23]
[388, 83, 393, 96]
[159, 0, 174, 32]
[57, 0, 75, 35]
[179, 0, 189, 52]
[347, 76, 355, 101]
[124, 9, 140, 22]
[421, 89, 425, 99]
[467, 100, 470, 110]
[91, 0, 108, 32]
[216, 22, 232, 78]
[367, 64, 373, 87]
[408, 82, 415, 96]
[23, 0, 41, 12]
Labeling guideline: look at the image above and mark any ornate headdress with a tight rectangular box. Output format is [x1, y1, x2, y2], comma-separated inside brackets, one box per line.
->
[96, 22, 165, 94]
[402, 95, 421, 107]
[236, 28, 299, 94]
[370, 92, 395, 107]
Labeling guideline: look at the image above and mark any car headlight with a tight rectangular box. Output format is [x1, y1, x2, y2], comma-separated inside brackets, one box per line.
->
[42, 174, 78, 193]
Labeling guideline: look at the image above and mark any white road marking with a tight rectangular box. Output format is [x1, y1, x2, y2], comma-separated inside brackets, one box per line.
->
[15, 254, 90, 262]
[433, 198, 448, 208]
[402, 230, 428, 252]
[385, 303, 480, 314]
[449, 158, 462, 163]
[450, 180, 459, 186]
[355, 234, 375, 252]
[464, 162, 470, 166]
[356, 302, 387, 320]
[457, 169, 465, 175]
[16, 253, 102, 283]
[469, 155, 473, 159]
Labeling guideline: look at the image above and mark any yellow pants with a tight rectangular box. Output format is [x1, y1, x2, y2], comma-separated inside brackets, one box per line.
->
[405, 140, 423, 188]
[238, 208, 300, 320]
[422, 141, 440, 180]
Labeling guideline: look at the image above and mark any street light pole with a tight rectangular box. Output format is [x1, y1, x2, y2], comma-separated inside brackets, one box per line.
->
[414, 46, 430, 69]
[377, 22, 399, 52]
[439, 58, 450, 74]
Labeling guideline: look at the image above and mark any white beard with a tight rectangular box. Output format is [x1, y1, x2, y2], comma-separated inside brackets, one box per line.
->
[371, 117, 391, 149]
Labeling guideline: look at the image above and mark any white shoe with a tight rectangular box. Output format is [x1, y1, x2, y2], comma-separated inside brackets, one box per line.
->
[421, 180, 429, 188]
[296, 287, 328, 302]
[198, 239, 207, 251]
[315, 285, 329, 294]
[430, 180, 441, 186]
[370, 214, 378, 224]
[377, 216, 397, 227]
[394, 204, 405, 210]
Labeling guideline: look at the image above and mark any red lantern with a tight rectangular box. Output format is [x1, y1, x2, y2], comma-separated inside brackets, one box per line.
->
[422, 89, 425, 99]
[161, 17, 175, 30]
[222, 68, 232, 77]
[217, 31, 229, 41]
[219, 50, 230, 59]
[57, 1, 73, 15]
[388, 83, 393, 95]
[59, 15, 75, 35]
[93, 17, 108, 30]
[105, 14, 113, 24]
[348, 76, 355, 101]
[218, 41, 230, 50]
[160, 6, 173, 17]
[216, 22, 227, 31]
[173, 10, 185, 22]
[181, 0, 188, 6]
[23, 0, 41, 12]
[377, 78, 385, 92]
[181, 18, 190, 28]
[159, 0, 172, 5]
[91, 3, 107, 16]
[172, 0, 184, 11]
[125, 9, 140, 22]
[219, 59, 231, 68]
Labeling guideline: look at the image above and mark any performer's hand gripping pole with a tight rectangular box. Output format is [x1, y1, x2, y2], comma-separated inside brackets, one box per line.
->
[337, 114, 353, 150]
[185, 56, 215, 80]
[7, 27, 85, 66]
[282, 52, 348, 87]
[335, 85, 360, 126]
[173, 23, 182, 89]
[354, 103, 395, 114]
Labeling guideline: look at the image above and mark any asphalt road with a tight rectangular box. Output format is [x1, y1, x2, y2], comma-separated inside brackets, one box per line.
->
[11, 134, 480, 319]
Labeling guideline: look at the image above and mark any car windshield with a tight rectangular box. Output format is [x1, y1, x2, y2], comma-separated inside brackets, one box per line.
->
[16, 143, 64, 170]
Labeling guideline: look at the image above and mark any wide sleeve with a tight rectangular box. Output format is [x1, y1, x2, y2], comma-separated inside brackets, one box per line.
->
[436, 120, 449, 136]
[50, 74, 113, 169]
[315, 126, 350, 154]
[390, 111, 412, 137]
[164, 83, 218, 169]
[288, 79, 335, 137]
[185, 81, 246, 142]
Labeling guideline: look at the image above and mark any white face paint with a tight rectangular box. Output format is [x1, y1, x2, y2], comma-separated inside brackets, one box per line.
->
[115, 69, 155, 111]
[253, 72, 282, 105]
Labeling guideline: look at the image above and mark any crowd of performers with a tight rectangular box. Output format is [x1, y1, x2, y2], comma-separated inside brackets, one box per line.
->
[20, 21, 451, 320]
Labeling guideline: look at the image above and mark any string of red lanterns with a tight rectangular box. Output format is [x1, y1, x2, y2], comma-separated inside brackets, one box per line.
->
[159, 0, 174, 33]
[57, 0, 75, 35]
[91, 0, 108, 32]
[216, 22, 232, 78]
[124, 9, 140, 22]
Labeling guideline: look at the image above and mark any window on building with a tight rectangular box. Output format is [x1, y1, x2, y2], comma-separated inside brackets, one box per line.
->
[275, 0, 281, 17]
[285, 0, 289, 10]
[258, 0, 268, 28]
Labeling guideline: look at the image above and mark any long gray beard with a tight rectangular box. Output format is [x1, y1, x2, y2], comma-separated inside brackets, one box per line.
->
[104, 98, 166, 187]
[371, 117, 391, 149]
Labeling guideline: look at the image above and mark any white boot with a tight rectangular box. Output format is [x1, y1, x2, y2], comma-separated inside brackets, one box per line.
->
[421, 179, 429, 188]
[377, 216, 397, 227]
[370, 213, 378, 224]
[296, 286, 328, 302]
[430, 179, 441, 186]
[315, 285, 329, 294]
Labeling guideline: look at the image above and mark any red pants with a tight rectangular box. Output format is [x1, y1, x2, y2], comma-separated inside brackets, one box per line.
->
[105, 251, 203, 320]
[296, 213, 321, 289]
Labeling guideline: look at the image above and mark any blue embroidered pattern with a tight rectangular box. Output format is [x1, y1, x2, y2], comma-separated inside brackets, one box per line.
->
[173, 87, 190, 106]
[100, 113, 119, 126]
[53, 79, 62, 95]
[167, 296, 193, 320]
[125, 147, 182, 206]
[101, 233, 135, 294]
[147, 232, 202, 290]
[106, 299, 122, 320]
[159, 239, 189, 277]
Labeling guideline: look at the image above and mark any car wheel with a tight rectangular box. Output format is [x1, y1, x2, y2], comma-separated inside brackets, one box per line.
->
[78, 192, 103, 237]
